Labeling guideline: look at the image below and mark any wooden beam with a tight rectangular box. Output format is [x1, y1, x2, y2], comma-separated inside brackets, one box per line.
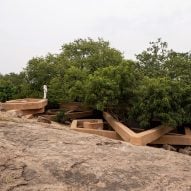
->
[103, 112, 173, 146]
[150, 135, 191, 145]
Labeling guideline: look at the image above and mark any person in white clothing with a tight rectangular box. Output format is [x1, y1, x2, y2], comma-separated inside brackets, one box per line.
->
[43, 85, 47, 99]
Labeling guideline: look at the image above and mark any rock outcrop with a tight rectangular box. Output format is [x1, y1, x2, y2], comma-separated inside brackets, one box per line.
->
[0, 114, 191, 191]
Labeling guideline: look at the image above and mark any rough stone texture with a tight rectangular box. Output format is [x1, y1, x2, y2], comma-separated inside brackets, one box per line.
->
[163, 144, 177, 152]
[179, 147, 191, 156]
[37, 116, 51, 124]
[0, 116, 191, 191]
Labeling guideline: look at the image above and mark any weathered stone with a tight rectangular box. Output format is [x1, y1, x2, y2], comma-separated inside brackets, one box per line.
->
[0, 114, 191, 191]
[163, 144, 177, 151]
[23, 114, 34, 119]
[179, 148, 191, 156]
[6, 110, 23, 118]
[37, 116, 51, 124]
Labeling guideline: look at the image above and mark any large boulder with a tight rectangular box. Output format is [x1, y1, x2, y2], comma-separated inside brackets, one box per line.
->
[0, 117, 190, 191]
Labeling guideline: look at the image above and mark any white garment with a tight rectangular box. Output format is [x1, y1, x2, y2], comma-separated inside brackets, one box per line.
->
[43, 85, 47, 99]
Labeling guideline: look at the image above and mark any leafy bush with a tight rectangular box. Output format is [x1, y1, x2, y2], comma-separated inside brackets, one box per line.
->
[85, 61, 139, 110]
[55, 110, 67, 123]
[130, 78, 187, 128]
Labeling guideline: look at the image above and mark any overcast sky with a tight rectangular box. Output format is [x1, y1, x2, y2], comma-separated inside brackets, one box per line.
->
[0, 0, 191, 74]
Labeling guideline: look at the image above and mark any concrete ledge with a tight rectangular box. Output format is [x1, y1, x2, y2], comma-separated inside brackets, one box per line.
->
[150, 135, 191, 145]
[185, 127, 191, 135]
[21, 108, 45, 115]
[103, 112, 135, 142]
[71, 119, 78, 129]
[137, 124, 174, 145]
[70, 119, 122, 140]
[71, 128, 122, 140]
[83, 121, 103, 130]
[103, 112, 173, 146]
[2, 99, 48, 111]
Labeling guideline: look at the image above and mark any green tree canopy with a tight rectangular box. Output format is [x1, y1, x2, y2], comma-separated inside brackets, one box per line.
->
[1, 38, 191, 129]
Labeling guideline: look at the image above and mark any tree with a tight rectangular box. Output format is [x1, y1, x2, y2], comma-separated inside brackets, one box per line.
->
[130, 76, 191, 129]
[164, 51, 191, 82]
[136, 38, 168, 77]
[24, 54, 57, 97]
[132, 39, 191, 128]
[47, 38, 124, 106]
[0, 76, 16, 102]
[85, 60, 140, 111]
[61, 38, 123, 72]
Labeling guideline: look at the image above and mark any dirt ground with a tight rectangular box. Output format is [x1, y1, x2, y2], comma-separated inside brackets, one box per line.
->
[0, 113, 191, 191]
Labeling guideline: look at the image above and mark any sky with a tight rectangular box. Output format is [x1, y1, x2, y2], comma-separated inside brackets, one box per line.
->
[0, 0, 191, 74]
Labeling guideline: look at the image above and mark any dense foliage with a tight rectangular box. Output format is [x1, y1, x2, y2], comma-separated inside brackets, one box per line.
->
[0, 38, 191, 129]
